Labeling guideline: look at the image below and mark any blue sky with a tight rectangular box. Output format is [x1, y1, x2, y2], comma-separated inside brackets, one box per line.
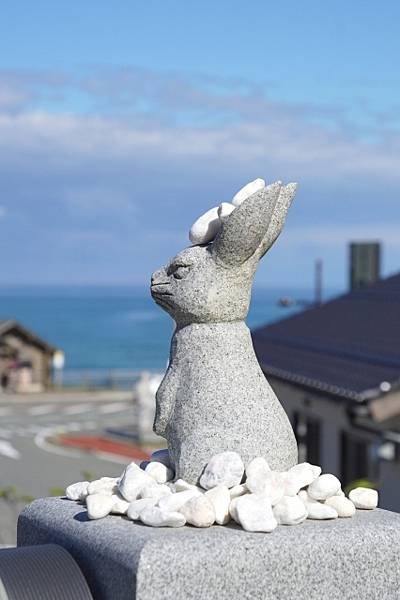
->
[1, 1, 400, 289]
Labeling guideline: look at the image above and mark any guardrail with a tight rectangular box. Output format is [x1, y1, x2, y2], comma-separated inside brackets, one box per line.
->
[53, 368, 162, 390]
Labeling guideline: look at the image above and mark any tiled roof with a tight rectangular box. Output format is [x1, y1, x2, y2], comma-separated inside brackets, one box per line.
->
[0, 319, 56, 352]
[252, 272, 400, 401]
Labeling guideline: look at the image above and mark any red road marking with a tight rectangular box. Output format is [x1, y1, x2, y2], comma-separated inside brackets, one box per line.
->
[58, 435, 150, 461]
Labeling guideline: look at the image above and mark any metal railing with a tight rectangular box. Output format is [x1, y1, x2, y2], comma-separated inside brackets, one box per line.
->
[55, 368, 160, 390]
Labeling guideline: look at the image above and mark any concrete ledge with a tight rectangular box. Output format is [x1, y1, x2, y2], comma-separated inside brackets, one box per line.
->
[18, 497, 400, 600]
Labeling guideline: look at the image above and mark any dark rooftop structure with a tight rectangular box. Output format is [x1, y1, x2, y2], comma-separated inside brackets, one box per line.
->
[252, 271, 400, 512]
[252, 271, 400, 402]
[0, 320, 56, 354]
[349, 241, 381, 291]
[0, 320, 57, 392]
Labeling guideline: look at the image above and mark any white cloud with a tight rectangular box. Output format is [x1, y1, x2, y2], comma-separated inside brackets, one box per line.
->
[0, 96, 399, 189]
[1, 66, 400, 284]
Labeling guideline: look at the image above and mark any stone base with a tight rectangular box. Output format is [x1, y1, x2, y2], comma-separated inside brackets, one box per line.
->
[18, 498, 400, 600]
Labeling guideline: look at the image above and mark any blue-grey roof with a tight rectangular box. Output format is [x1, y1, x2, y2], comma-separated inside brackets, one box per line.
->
[252, 273, 400, 401]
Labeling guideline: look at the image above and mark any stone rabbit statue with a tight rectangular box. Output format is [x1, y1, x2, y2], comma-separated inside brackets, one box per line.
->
[151, 181, 298, 484]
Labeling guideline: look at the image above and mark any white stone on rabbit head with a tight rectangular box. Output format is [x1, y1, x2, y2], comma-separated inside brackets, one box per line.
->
[151, 181, 297, 326]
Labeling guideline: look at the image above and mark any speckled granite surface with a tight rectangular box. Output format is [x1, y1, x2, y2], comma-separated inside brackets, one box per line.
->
[18, 497, 400, 600]
[151, 183, 298, 484]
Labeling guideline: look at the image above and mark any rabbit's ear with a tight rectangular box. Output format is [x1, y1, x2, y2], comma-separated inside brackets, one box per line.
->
[256, 183, 297, 260]
[211, 181, 282, 267]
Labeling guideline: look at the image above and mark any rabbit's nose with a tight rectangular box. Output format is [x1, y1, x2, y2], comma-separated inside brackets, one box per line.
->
[151, 270, 166, 285]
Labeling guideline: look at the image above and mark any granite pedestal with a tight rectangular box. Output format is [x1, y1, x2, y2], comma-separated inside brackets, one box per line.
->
[18, 497, 400, 600]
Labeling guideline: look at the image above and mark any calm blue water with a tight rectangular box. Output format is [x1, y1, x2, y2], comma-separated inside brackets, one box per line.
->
[0, 286, 336, 371]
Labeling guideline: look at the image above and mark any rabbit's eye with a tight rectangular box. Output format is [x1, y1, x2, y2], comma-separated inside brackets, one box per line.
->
[173, 266, 190, 280]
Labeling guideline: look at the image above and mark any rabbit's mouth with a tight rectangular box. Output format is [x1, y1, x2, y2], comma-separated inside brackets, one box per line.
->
[151, 285, 173, 296]
[151, 290, 174, 311]
[151, 287, 174, 301]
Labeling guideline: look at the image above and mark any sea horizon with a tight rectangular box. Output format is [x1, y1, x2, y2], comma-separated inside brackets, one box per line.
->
[0, 284, 342, 372]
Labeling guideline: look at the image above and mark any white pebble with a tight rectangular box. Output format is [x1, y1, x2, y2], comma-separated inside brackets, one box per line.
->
[217, 202, 235, 221]
[200, 451, 244, 490]
[87, 477, 119, 496]
[349, 487, 378, 510]
[307, 474, 341, 501]
[273, 495, 308, 525]
[145, 461, 174, 484]
[325, 496, 356, 517]
[287, 462, 321, 491]
[66, 481, 89, 502]
[110, 493, 130, 515]
[118, 462, 155, 501]
[180, 495, 216, 528]
[189, 207, 221, 245]
[229, 484, 248, 499]
[246, 470, 285, 505]
[86, 494, 114, 520]
[173, 478, 203, 493]
[307, 502, 338, 520]
[297, 489, 315, 505]
[150, 448, 172, 468]
[140, 484, 171, 501]
[140, 506, 186, 528]
[127, 498, 158, 521]
[205, 485, 231, 525]
[158, 489, 201, 512]
[281, 471, 303, 496]
[231, 178, 265, 207]
[229, 497, 240, 523]
[245, 457, 271, 480]
[235, 494, 277, 533]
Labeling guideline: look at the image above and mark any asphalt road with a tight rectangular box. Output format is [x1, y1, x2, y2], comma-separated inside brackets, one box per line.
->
[0, 391, 136, 499]
[0, 390, 142, 545]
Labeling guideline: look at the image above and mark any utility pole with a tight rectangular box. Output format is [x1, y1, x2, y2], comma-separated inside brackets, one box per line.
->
[315, 259, 323, 305]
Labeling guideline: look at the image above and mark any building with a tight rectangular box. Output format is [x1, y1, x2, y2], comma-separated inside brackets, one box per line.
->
[252, 271, 400, 512]
[0, 320, 57, 392]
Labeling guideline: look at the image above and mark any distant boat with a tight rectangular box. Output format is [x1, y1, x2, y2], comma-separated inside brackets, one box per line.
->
[278, 259, 323, 309]
[278, 296, 296, 307]
[278, 297, 314, 308]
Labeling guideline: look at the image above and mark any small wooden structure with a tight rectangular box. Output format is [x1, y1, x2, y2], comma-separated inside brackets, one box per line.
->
[0, 320, 57, 392]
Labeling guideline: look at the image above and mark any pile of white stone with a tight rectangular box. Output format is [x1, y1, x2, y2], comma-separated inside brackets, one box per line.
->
[189, 178, 265, 245]
[65, 450, 378, 532]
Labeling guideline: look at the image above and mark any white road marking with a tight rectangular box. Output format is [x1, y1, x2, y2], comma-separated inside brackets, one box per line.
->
[63, 403, 92, 416]
[0, 440, 20, 460]
[28, 405, 55, 416]
[98, 402, 131, 414]
[34, 427, 83, 459]
[0, 407, 12, 417]
[33, 425, 123, 462]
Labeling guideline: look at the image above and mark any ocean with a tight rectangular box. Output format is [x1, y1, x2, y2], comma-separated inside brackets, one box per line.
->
[0, 286, 336, 372]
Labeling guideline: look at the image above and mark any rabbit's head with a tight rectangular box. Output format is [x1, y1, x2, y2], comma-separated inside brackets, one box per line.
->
[151, 181, 297, 326]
